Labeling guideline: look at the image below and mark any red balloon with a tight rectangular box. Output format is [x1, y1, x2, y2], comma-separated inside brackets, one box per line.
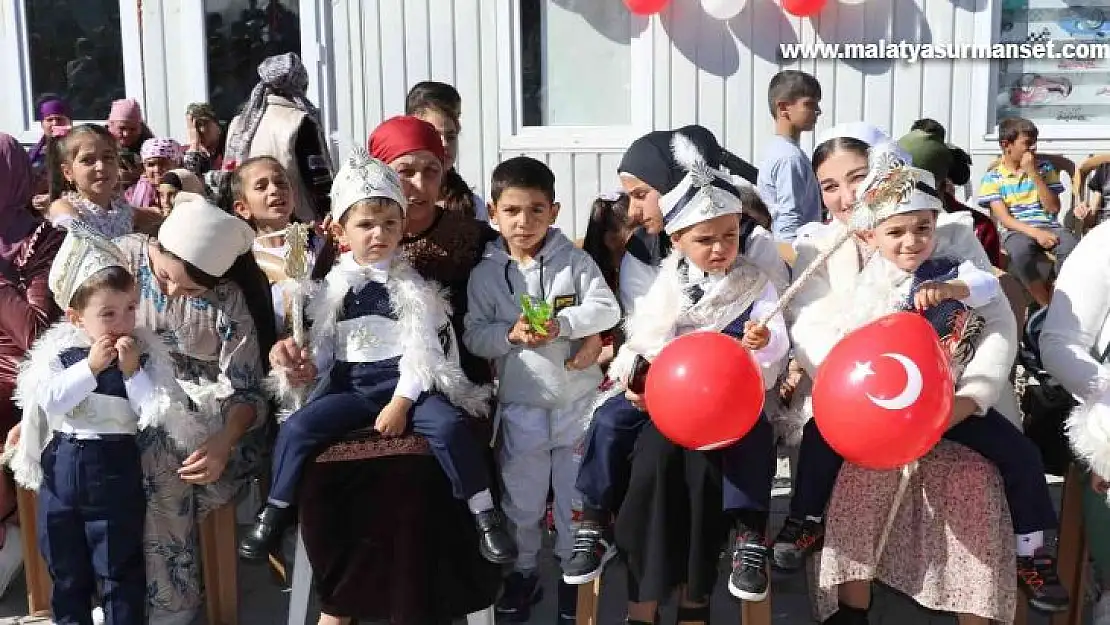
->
[624, 0, 671, 15]
[812, 312, 954, 470]
[644, 331, 764, 450]
[782, 0, 826, 17]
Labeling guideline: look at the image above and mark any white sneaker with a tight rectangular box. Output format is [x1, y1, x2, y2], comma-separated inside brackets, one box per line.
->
[92, 606, 105, 625]
[1094, 594, 1110, 625]
[0, 521, 23, 600]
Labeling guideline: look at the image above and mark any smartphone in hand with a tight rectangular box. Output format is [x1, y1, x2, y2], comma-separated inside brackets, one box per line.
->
[627, 355, 650, 394]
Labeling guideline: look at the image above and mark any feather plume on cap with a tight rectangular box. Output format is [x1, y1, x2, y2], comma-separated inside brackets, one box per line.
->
[672, 132, 717, 189]
[660, 131, 744, 235]
[848, 144, 941, 232]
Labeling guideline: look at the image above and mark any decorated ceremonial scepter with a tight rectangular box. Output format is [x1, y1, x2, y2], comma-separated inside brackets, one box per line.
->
[284, 222, 311, 411]
[753, 147, 920, 567]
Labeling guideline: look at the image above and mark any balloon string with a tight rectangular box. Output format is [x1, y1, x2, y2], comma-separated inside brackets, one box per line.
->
[756, 228, 853, 327]
[873, 461, 917, 570]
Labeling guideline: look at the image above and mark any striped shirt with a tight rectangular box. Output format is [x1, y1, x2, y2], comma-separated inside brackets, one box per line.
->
[977, 160, 1063, 226]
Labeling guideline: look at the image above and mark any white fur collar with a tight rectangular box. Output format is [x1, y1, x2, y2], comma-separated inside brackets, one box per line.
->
[609, 251, 767, 383]
[7, 322, 207, 490]
[269, 257, 491, 419]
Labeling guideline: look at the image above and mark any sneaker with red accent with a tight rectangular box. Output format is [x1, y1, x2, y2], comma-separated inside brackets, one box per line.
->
[1017, 549, 1070, 613]
[771, 517, 825, 572]
[562, 521, 616, 584]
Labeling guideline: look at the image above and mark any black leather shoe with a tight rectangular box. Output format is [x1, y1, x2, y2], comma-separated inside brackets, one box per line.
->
[473, 508, 517, 564]
[239, 504, 294, 561]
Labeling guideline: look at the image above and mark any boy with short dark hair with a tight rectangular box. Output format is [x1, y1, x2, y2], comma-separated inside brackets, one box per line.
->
[978, 116, 1078, 306]
[464, 156, 621, 624]
[757, 70, 823, 242]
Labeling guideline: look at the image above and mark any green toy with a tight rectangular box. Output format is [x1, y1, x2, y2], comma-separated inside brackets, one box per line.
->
[520, 295, 553, 336]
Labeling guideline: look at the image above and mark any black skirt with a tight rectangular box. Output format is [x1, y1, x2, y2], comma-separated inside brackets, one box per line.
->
[299, 451, 501, 624]
[614, 423, 730, 603]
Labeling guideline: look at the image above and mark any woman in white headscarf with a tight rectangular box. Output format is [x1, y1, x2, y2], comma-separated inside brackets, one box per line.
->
[774, 124, 1026, 625]
[113, 193, 275, 624]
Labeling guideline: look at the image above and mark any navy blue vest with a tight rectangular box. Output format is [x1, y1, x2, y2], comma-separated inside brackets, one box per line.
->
[340, 281, 397, 322]
[57, 347, 146, 400]
[904, 257, 967, 340]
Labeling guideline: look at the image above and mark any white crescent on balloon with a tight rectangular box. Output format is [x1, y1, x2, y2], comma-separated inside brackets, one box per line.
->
[865, 353, 924, 410]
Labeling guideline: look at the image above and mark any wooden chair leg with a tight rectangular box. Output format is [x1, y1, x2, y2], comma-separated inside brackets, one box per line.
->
[17, 488, 50, 617]
[739, 574, 772, 625]
[1051, 465, 1087, 625]
[575, 578, 601, 625]
[199, 502, 239, 625]
[1013, 595, 1028, 625]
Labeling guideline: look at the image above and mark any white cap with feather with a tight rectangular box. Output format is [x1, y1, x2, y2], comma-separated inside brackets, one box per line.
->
[660, 132, 746, 235]
[330, 147, 407, 223]
[848, 144, 943, 232]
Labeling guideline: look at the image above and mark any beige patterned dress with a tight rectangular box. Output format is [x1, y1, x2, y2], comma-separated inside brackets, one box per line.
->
[115, 235, 268, 625]
[812, 440, 1016, 623]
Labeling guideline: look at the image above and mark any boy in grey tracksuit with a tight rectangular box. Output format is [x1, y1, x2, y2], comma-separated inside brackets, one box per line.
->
[464, 156, 621, 622]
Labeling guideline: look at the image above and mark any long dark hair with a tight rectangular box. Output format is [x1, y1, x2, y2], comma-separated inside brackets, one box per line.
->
[582, 193, 630, 297]
[46, 124, 118, 202]
[811, 136, 870, 173]
[157, 242, 277, 373]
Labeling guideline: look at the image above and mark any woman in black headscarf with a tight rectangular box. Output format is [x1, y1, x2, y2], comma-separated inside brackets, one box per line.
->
[615, 125, 788, 312]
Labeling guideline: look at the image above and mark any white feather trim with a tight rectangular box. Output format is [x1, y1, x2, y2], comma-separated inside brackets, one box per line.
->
[1066, 378, 1110, 488]
[270, 258, 492, 418]
[609, 251, 768, 384]
[8, 322, 208, 490]
[672, 132, 715, 189]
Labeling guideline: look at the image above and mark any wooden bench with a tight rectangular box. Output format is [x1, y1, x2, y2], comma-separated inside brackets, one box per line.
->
[18, 488, 241, 625]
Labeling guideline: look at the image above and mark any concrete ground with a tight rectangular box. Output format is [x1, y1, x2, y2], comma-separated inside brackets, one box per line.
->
[0, 464, 1075, 624]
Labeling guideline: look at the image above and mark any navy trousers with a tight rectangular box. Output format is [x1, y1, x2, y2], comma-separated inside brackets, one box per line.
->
[576, 393, 775, 514]
[790, 409, 1058, 533]
[38, 434, 146, 625]
[269, 362, 489, 505]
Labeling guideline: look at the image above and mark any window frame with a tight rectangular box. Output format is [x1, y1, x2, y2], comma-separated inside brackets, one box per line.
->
[0, 0, 145, 144]
[969, 0, 1110, 153]
[495, 0, 654, 152]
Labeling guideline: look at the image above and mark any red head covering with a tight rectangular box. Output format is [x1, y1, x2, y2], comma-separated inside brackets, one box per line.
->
[368, 116, 446, 165]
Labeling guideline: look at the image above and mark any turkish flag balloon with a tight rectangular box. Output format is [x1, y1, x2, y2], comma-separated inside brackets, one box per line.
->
[624, 0, 670, 15]
[782, 0, 826, 17]
[812, 312, 953, 470]
[645, 331, 764, 450]
[702, 0, 748, 19]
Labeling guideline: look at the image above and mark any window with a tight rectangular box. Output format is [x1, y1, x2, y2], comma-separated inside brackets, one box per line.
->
[25, 0, 126, 120]
[204, 0, 302, 122]
[518, 0, 632, 127]
[996, 0, 1110, 126]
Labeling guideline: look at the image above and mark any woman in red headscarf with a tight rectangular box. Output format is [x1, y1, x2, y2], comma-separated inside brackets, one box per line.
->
[291, 116, 499, 625]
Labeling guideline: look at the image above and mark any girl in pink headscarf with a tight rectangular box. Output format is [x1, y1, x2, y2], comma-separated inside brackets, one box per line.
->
[126, 138, 183, 233]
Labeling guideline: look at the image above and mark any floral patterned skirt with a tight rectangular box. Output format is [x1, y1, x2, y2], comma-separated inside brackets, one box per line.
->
[812, 440, 1016, 623]
[138, 424, 267, 624]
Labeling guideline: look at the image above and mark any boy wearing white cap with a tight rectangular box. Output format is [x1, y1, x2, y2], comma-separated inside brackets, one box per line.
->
[788, 149, 1067, 623]
[239, 149, 515, 565]
[565, 133, 789, 606]
[6, 224, 202, 625]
